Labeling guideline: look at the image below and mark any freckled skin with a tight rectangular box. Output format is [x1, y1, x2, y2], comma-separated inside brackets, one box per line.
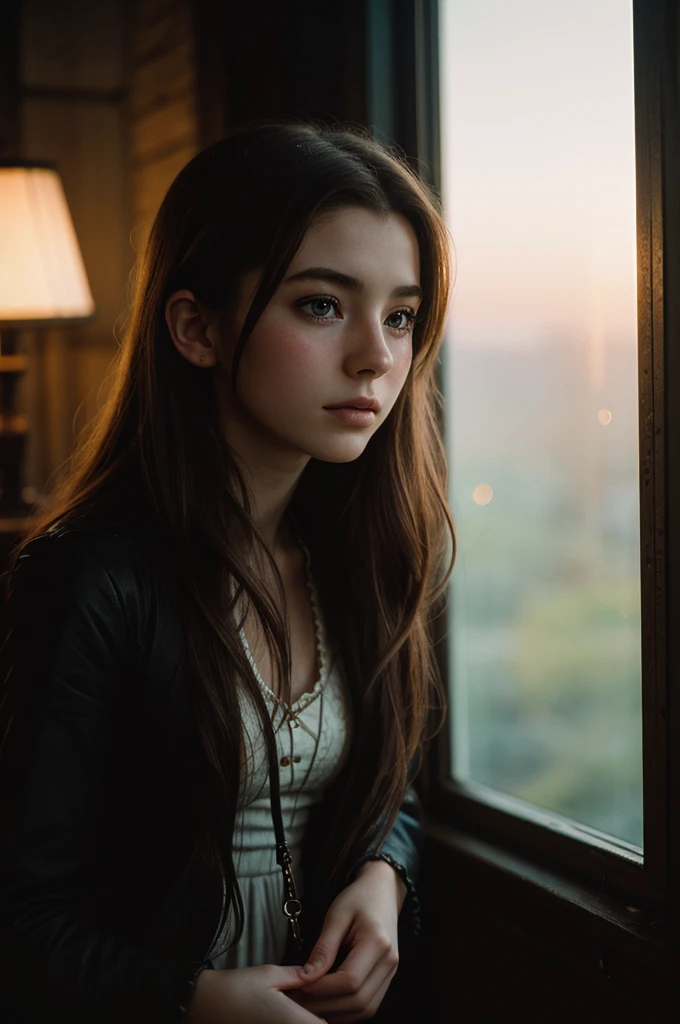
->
[165, 205, 421, 551]
[217, 207, 420, 461]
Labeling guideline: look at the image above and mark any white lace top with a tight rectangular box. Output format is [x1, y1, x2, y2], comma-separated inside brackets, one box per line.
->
[207, 538, 353, 968]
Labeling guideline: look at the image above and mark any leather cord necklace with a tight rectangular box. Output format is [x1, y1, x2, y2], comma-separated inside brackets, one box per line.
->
[266, 723, 304, 951]
[248, 522, 322, 955]
[264, 684, 325, 957]
[238, 517, 328, 956]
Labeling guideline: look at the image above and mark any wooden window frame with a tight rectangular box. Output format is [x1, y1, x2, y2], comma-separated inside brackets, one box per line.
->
[366, 0, 679, 998]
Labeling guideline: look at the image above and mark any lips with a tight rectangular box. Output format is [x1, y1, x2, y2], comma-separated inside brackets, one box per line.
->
[324, 397, 381, 412]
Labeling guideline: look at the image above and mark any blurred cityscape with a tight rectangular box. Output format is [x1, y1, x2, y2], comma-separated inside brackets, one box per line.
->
[445, 333, 643, 848]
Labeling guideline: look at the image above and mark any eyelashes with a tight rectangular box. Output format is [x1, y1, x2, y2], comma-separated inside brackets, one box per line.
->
[294, 294, 421, 334]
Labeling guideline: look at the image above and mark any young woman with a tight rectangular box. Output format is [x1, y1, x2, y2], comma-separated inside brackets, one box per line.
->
[0, 120, 455, 1023]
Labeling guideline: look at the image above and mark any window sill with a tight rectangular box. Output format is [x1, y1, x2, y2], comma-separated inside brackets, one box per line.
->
[422, 816, 671, 991]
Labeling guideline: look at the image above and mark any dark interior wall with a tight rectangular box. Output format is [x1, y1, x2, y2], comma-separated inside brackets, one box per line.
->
[5, 0, 130, 504]
[192, 0, 369, 143]
[0, 1, 21, 157]
[1, 0, 203, 505]
[1, 0, 374, 515]
[127, 0, 201, 254]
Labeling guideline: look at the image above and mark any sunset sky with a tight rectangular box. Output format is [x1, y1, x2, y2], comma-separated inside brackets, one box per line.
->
[439, 0, 637, 350]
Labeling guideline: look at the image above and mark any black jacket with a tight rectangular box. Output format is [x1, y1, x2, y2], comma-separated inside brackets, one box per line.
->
[0, 522, 422, 1023]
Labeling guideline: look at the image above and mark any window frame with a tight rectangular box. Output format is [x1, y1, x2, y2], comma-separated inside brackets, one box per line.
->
[366, 0, 679, 965]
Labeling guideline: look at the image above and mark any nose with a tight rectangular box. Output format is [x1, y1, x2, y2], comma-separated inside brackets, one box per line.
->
[345, 317, 396, 376]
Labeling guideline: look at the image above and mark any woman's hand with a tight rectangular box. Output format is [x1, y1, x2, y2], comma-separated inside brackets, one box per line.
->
[285, 859, 405, 1022]
[187, 962, 328, 1023]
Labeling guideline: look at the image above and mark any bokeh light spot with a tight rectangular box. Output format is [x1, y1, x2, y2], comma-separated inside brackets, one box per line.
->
[473, 484, 493, 505]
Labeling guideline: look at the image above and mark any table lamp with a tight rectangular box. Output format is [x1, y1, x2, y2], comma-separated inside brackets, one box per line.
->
[0, 159, 95, 517]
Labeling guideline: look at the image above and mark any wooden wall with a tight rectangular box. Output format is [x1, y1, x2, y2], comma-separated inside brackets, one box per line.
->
[8, 0, 367, 508]
[128, 0, 200, 255]
[12, 0, 200, 505]
[15, 0, 128, 499]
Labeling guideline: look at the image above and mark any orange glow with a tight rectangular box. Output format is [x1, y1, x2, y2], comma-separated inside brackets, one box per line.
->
[0, 166, 94, 323]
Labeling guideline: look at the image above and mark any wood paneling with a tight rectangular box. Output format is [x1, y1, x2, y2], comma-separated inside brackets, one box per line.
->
[15, 0, 131, 499]
[0, 1, 21, 156]
[128, 0, 199, 252]
[421, 891, 661, 1021]
[11, 0, 201, 502]
[21, 0, 124, 91]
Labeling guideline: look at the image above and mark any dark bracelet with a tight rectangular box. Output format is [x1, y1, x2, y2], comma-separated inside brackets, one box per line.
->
[177, 960, 215, 1022]
[352, 853, 423, 939]
[376, 853, 422, 938]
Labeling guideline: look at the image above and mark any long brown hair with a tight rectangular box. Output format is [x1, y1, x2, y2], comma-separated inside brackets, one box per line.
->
[3, 119, 456, 953]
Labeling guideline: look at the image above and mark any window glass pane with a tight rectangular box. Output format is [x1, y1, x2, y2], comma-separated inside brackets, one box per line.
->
[439, 0, 642, 848]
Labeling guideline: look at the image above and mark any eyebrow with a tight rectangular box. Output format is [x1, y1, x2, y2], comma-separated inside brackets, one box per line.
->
[283, 266, 422, 301]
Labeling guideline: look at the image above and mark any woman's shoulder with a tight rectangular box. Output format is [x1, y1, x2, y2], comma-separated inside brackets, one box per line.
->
[17, 513, 146, 568]
[9, 511, 169, 616]
[3, 513, 185, 674]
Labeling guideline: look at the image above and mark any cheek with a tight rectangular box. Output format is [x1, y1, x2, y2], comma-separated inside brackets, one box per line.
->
[392, 343, 413, 389]
[241, 327, 324, 405]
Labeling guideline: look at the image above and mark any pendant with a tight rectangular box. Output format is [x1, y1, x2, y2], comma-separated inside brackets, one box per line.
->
[290, 713, 317, 739]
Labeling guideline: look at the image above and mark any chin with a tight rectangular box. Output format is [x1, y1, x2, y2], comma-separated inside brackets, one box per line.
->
[310, 441, 372, 464]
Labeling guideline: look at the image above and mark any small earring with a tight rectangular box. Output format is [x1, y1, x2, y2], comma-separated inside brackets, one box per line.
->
[200, 356, 204, 362]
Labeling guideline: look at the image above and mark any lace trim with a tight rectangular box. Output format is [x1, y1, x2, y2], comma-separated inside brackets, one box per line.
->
[238, 536, 330, 715]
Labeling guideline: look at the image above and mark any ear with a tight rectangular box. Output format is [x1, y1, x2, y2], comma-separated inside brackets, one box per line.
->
[165, 289, 219, 368]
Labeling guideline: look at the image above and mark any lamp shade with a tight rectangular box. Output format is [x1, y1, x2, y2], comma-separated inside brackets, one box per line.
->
[0, 160, 95, 325]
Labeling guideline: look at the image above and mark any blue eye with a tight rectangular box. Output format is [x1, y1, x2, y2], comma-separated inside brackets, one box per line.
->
[301, 296, 338, 319]
[295, 294, 418, 334]
[385, 309, 418, 332]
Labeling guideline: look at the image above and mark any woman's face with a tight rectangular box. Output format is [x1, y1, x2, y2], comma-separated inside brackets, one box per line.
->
[213, 205, 422, 469]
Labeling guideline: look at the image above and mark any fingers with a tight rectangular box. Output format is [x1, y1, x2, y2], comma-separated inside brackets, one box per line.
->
[206, 965, 332, 1024]
[301, 913, 351, 981]
[298, 953, 396, 1013]
[264, 962, 324, 991]
[289, 935, 399, 1020]
[274, 983, 335, 1024]
[321, 970, 394, 1023]
[300, 929, 394, 999]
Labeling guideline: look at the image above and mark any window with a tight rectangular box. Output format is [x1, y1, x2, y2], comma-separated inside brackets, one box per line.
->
[402, 0, 678, 918]
[368, 0, 677, 1008]
[367, 0, 675, 910]
[439, 0, 642, 852]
